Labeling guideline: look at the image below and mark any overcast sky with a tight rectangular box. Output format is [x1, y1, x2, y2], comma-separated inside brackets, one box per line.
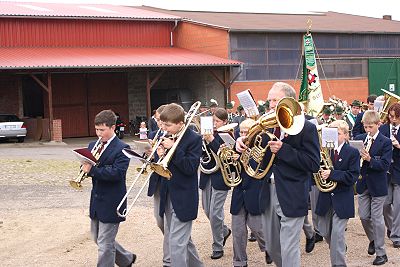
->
[2, 0, 400, 21]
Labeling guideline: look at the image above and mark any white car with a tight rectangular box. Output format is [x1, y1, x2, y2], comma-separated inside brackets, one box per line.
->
[0, 114, 27, 143]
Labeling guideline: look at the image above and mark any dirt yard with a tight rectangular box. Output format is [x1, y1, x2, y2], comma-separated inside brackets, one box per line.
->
[0, 138, 399, 266]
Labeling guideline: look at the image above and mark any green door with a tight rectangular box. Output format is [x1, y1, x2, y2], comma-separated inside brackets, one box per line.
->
[368, 58, 400, 96]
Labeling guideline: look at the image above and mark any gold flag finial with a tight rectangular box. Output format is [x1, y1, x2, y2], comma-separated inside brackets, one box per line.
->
[307, 18, 312, 34]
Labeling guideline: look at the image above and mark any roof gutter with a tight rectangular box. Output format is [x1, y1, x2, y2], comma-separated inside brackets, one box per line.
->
[170, 19, 178, 47]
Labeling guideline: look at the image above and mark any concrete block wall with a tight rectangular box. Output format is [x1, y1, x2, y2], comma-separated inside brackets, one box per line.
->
[127, 71, 147, 121]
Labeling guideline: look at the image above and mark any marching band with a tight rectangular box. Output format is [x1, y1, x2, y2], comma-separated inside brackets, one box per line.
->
[76, 83, 400, 267]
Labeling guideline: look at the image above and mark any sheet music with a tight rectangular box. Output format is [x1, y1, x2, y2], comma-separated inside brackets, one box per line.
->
[349, 140, 364, 153]
[122, 148, 149, 165]
[321, 127, 338, 149]
[236, 89, 259, 117]
[218, 132, 236, 147]
[72, 148, 97, 165]
[374, 100, 384, 113]
[200, 116, 214, 135]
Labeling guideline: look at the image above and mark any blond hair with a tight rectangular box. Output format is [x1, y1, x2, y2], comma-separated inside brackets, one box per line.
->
[362, 110, 380, 125]
[329, 120, 349, 134]
[240, 118, 256, 130]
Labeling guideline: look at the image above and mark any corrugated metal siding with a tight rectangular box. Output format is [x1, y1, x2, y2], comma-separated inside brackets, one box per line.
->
[0, 18, 172, 47]
[87, 73, 129, 136]
[52, 74, 89, 137]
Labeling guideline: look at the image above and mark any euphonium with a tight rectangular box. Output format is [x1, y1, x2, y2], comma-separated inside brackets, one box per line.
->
[241, 97, 305, 179]
[379, 89, 400, 122]
[216, 123, 242, 187]
[312, 128, 337, 192]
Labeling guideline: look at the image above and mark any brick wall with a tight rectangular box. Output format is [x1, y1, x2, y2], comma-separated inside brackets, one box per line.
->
[52, 119, 62, 142]
[128, 71, 147, 121]
[230, 78, 369, 108]
[174, 22, 229, 59]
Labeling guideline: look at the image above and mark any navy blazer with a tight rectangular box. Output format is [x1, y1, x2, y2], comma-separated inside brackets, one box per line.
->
[199, 134, 230, 191]
[355, 132, 392, 197]
[88, 137, 130, 223]
[263, 119, 321, 217]
[315, 143, 360, 219]
[147, 130, 163, 197]
[352, 112, 365, 138]
[230, 171, 267, 216]
[159, 129, 202, 222]
[379, 124, 400, 184]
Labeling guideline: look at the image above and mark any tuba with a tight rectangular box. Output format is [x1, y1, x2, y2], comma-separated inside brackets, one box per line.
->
[379, 89, 400, 122]
[150, 101, 201, 179]
[312, 127, 337, 192]
[216, 123, 242, 187]
[241, 97, 305, 179]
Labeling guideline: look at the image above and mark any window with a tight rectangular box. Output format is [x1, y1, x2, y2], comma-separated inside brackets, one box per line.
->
[231, 32, 400, 81]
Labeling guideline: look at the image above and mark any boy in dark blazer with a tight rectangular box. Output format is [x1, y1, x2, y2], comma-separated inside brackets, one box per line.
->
[82, 109, 136, 267]
[315, 120, 360, 266]
[230, 118, 272, 267]
[200, 107, 232, 260]
[146, 105, 171, 267]
[379, 102, 400, 248]
[157, 103, 204, 267]
[354, 110, 392, 265]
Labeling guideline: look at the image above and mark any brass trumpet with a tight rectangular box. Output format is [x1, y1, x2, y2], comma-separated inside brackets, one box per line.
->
[70, 138, 103, 189]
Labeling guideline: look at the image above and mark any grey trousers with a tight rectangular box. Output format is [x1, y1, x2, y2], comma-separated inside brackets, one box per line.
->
[310, 185, 321, 234]
[153, 185, 171, 266]
[164, 196, 203, 267]
[262, 182, 305, 267]
[383, 182, 393, 235]
[317, 208, 348, 266]
[90, 219, 134, 267]
[384, 183, 400, 242]
[358, 190, 387, 256]
[232, 207, 265, 267]
[303, 214, 315, 239]
[201, 179, 230, 252]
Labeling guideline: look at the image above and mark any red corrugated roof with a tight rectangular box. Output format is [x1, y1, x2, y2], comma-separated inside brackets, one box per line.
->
[0, 2, 180, 20]
[0, 47, 242, 69]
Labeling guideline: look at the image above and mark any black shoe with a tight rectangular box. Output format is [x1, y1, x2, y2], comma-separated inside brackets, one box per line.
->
[265, 251, 273, 264]
[368, 241, 375, 255]
[248, 232, 257, 242]
[223, 228, 232, 246]
[315, 233, 323, 243]
[372, 255, 388, 265]
[393, 241, 400, 248]
[305, 235, 315, 253]
[387, 229, 391, 239]
[128, 253, 136, 266]
[211, 250, 224, 259]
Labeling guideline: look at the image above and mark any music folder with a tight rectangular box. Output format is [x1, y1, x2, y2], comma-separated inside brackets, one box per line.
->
[72, 148, 97, 165]
[218, 132, 236, 147]
[122, 148, 149, 164]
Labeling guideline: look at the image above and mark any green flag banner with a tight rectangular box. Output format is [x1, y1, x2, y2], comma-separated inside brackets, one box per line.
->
[299, 33, 324, 117]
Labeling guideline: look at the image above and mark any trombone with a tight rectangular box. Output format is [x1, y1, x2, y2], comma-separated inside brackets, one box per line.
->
[116, 130, 166, 218]
[150, 101, 201, 179]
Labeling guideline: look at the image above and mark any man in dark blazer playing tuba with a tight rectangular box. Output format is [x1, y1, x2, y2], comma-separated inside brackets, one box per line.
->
[236, 82, 321, 267]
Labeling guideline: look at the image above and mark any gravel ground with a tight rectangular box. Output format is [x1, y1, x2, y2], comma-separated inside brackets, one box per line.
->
[0, 138, 399, 266]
